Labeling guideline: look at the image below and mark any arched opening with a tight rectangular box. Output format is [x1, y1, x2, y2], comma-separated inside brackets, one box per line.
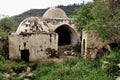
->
[55, 24, 78, 46]
[55, 25, 71, 46]
[83, 39, 85, 53]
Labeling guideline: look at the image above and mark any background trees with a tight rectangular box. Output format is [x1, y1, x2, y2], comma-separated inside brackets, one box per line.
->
[0, 17, 17, 32]
[74, 1, 120, 40]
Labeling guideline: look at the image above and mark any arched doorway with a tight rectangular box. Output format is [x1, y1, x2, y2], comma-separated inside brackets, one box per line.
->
[55, 24, 78, 46]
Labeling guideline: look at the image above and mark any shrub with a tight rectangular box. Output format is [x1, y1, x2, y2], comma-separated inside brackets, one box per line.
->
[73, 43, 81, 52]
[0, 75, 7, 80]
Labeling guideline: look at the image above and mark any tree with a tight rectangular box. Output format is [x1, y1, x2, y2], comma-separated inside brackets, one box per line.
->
[74, 1, 120, 40]
[0, 17, 16, 32]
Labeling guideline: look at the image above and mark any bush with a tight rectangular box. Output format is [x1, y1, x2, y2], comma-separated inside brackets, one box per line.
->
[0, 74, 7, 80]
[32, 58, 113, 80]
[73, 43, 81, 52]
[101, 49, 120, 78]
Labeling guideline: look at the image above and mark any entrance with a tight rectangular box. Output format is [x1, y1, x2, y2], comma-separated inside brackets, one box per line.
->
[55, 25, 71, 46]
[20, 49, 30, 62]
[109, 43, 119, 49]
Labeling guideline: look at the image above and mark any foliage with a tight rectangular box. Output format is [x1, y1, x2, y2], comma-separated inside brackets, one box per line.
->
[0, 17, 17, 59]
[0, 49, 119, 79]
[73, 43, 81, 52]
[32, 58, 113, 80]
[0, 17, 17, 32]
[0, 73, 7, 80]
[31, 49, 119, 80]
[101, 49, 120, 77]
[0, 37, 9, 59]
[0, 29, 8, 39]
[74, 1, 120, 40]
[0, 59, 26, 73]
[101, 49, 120, 64]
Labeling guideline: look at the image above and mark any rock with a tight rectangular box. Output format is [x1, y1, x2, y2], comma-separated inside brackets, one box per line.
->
[26, 73, 33, 78]
[18, 71, 26, 78]
[11, 72, 17, 76]
[101, 61, 109, 69]
[9, 69, 14, 72]
[103, 61, 109, 64]
[117, 64, 120, 68]
[4, 73, 10, 78]
[64, 51, 72, 56]
[116, 77, 120, 80]
[24, 78, 30, 80]
[26, 67, 31, 72]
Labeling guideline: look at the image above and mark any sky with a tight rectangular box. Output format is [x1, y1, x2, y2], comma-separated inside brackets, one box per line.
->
[0, 0, 93, 16]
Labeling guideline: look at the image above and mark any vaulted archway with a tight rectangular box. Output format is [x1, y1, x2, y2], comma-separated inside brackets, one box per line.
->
[55, 24, 78, 46]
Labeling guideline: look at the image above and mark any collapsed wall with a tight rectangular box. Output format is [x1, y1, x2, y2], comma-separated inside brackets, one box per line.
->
[81, 30, 120, 59]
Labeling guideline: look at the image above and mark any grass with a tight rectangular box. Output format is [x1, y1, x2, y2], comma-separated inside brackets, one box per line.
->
[0, 29, 8, 39]
[0, 49, 119, 80]
[32, 58, 113, 80]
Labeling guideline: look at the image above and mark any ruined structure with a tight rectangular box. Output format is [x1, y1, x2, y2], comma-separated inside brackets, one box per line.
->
[9, 7, 119, 61]
[81, 30, 120, 59]
[9, 7, 79, 61]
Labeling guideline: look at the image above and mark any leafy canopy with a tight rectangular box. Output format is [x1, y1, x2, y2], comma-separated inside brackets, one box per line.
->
[74, 1, 120, 40]
[0, 17, 17, 32]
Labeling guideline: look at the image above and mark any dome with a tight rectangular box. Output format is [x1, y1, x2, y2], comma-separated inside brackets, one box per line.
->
[43, 7, 68, 19]
[16, 17, 49, 34]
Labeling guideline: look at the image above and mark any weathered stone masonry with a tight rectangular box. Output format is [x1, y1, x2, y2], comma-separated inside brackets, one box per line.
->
[9, 7, 80, 61]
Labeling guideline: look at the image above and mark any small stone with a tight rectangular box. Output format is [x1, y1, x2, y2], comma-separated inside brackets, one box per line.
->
[116, 77, 120, 80]
[11, 72, 16, 76]
[4, 73, 10, 78]
[18, 71, 26, 78]
[103, 61, 109, 64]
[24, 78, 30, 80]
[27, 73, 33, 77]
[26, 67, 31, 72]
[117, 64, 120, 68]
[101, 61, 109, 69]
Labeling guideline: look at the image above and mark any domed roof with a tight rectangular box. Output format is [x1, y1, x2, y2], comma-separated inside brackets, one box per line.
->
[43, 7, 68, 19]
[16, 17, 49, 34]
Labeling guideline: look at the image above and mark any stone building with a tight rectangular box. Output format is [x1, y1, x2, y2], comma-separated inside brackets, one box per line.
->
[9, 7, 80, 61]
[9, 7, 119, 61]
[81, 30, 120, 59]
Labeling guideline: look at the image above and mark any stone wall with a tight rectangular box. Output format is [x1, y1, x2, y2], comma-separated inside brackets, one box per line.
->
[9, 32, 58, 61]
[81, 31, 112, 59]
[43, 18, 80, 45]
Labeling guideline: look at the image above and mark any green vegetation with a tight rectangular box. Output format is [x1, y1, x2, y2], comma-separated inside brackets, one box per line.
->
[0, 17, 17, 59]
[74, 1, 120, 40]
[0, 1, 119, 80]
[0, 17, 17, 32]
[31, 49, 119, 80]
[73, 43, 81, 52]
[0, 49, 119, 80]
[32, 49, 120, 80]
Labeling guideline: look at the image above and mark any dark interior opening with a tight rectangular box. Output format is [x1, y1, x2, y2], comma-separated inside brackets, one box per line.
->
[20, 49, 30, 62]
[109, 43, 119, 49]
[55, 25, 71, 46]
[83, 39, 85, 53]
[96, 43, 119, 58]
